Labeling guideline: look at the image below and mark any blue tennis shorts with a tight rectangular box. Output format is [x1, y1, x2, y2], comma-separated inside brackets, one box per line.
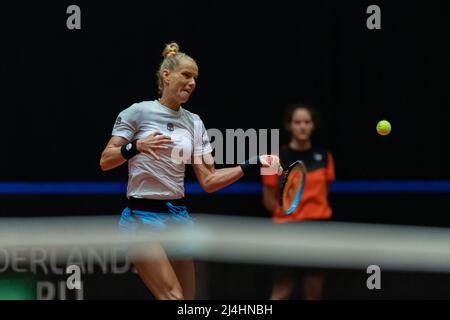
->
[118, 199, 195, 257]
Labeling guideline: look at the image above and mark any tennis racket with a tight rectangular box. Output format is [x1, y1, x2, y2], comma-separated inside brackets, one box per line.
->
[279, 160, 307, 215]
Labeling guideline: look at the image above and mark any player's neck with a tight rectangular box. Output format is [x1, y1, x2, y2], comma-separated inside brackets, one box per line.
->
[289, 139, 311, 151]
[158, 96, 181, 112]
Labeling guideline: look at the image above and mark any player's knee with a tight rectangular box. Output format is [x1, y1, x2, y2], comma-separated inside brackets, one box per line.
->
[166, 287, 184, 300]
[156, 282, 185, 300]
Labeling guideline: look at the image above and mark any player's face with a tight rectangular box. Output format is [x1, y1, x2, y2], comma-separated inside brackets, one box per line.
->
[289, 108, 314, 142]
[164, 58, 198, 104]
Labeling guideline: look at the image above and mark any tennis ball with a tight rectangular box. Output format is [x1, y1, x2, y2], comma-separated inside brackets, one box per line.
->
[376, 120, 391, 136]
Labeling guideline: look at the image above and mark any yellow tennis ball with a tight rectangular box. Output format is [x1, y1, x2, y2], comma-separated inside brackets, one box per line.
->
[376, 120, 391, 136]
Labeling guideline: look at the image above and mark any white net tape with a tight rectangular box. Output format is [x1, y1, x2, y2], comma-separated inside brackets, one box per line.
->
[2, 214, 450, 272]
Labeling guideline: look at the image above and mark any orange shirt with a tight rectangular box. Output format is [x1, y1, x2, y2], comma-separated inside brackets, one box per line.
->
[262, 147, 335, 223]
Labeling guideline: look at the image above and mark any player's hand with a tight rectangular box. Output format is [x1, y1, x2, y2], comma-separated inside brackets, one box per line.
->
[136, 131, 172, 160]
[259, 154, 283, 176]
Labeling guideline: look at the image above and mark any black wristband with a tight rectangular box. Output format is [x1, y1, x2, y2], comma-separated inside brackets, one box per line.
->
[121, 140, 141, 160]
[240, 156, 262, 176]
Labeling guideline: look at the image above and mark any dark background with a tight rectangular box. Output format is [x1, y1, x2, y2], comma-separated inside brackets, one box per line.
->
[1, 0, 450, 299]
[1, 0, 449, 182]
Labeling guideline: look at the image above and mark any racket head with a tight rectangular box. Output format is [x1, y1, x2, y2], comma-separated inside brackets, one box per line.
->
[280, 160, 307, 215]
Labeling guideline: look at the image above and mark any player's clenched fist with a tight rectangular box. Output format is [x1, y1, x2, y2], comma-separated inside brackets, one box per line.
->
[259, 154, 284, 176]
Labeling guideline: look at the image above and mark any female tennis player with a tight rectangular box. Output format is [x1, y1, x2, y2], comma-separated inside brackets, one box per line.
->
[100, 42, 282, 300]
[262, 103, 335, 300]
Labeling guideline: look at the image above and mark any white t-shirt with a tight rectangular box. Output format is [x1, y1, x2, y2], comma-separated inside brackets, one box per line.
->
[111, 100, 212, 200]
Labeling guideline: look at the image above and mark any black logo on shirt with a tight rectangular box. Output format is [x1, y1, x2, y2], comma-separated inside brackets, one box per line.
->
[167, 123, 174, 131]
[115, 117, 122, 125]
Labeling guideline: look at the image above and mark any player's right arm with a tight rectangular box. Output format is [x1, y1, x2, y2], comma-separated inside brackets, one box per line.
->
[99, 136, 129, 171]
[100, 132, 173, 171]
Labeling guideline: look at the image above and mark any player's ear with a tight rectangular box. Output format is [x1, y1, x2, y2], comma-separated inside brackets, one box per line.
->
[162, 69, 171, 85]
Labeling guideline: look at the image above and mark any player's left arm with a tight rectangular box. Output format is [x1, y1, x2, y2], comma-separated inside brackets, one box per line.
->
[192, 153, 244, 193]
[193, 153, 281, 193]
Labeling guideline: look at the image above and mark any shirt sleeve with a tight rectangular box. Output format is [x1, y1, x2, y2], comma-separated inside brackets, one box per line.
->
[326, 152, 336, 182]
[111, 104, 140, 141]
[193, 118, 213, 156]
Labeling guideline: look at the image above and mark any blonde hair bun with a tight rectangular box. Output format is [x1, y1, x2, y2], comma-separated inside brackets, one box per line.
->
[162, 42, 180, 58]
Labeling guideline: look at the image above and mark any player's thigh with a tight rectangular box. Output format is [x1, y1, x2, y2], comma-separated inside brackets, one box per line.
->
[131, 243, 183, 300]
